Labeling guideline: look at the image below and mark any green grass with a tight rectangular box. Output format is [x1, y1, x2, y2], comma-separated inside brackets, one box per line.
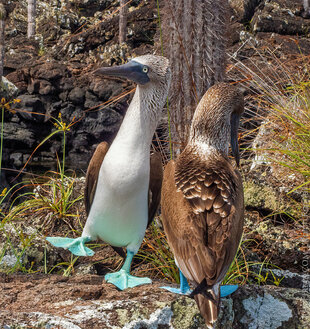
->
[229, 48, 310, 224]
[0, 111, 84, 275]
[136, 221, 179, 283]
[232, 50, 310, 189]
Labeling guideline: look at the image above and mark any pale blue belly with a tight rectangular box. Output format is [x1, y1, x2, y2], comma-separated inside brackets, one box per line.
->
[82, 187, 148, 251]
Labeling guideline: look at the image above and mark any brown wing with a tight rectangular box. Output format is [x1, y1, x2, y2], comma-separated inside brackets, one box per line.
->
[84, 142, 109, 216]
[161, 147, 244, 286]
[148, 151, 163, 227]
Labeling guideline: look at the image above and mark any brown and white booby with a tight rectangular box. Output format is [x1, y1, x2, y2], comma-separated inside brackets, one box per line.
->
[161, 83, 244, 328]
[47, 55, 171, 290]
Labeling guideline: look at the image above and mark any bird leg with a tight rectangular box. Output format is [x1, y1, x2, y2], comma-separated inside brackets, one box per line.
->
[160, 270, 192, 295]
[105, 250, 152, 290]
[161, 271, 239, 299]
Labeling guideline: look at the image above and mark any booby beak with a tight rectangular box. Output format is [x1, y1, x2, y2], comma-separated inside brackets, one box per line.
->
[230, 112, 241, 167]
[94, 60, 150, 85]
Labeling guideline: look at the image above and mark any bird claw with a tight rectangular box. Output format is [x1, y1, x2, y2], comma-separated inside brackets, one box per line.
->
[105, 269, 152, 290]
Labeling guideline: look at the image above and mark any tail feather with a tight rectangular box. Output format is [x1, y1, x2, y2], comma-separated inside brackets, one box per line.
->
[194, 284, 220, 328]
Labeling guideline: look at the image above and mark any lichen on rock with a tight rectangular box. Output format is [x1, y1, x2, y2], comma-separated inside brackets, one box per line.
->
[241, 293, 292, 329]
[243, 180, 279, 211]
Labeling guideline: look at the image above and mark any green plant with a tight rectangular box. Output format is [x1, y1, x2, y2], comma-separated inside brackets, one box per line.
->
[229, 46, 310, 226]
[48, 254, 79, 276]
[136, 221, 179, 283]
[0, 217, 37, 274]
[37, 172, 83, 221]
[38, 45, 45, 56]
[12, 113, 82, 223]
[0, 112, 83, 275]
[222, 240, 282, 286]
[230, 49, 310, 194]
[267, 80, 310, 193]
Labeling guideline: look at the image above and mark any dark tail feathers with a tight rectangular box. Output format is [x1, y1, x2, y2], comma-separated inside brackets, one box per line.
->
[191, 279, 220, 329]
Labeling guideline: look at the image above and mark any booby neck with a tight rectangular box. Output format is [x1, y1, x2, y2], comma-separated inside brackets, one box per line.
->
[110, 83, 167, 154]
[188, 83, 244, 163]
[188, 109, 231, 159]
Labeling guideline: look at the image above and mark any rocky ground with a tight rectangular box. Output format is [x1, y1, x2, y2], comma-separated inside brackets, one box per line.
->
[1, 273, 309, 329]
[1, 0, 310, 328]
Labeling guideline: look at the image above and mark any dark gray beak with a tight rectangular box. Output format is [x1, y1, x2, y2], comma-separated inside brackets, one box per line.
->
[94, 60, 150, 85]
[230, 112, 241, 167]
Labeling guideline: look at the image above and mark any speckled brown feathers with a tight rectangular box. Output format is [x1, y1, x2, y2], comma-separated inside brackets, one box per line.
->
[162, 152, 243, 285]
[161, 83, 244, 328]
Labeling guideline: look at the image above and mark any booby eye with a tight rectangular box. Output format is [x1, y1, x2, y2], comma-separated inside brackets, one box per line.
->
[142, 66, 148, 73]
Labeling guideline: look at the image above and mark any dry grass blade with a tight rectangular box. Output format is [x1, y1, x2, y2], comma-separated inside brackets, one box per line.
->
[229, 46, 310, 202]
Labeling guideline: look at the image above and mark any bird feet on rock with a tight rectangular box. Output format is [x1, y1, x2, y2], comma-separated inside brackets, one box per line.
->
[161, 284, 239, 298]
[220, 284, 239, 297]
[161, 285, 192, 295]
[161, 269, 191, 295]
[105, 269, 152, 290]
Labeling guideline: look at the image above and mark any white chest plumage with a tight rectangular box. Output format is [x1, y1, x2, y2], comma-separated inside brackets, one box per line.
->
[82, 89, 155, 254]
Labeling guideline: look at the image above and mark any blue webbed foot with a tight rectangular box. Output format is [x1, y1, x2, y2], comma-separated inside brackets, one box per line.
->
[161, 285, 192, 295]
[105, 250, 152, 290]
[46, 236, 94, 256]
[161, 270, 191, 295]
[162, 284, 239, 297]
[220, 284, 238, 297]
[105, 269, 152, 290]
[161, 268, 238, 297]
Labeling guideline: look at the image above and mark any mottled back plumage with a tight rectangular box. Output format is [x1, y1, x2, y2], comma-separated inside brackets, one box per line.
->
[161, 83, 244, 328]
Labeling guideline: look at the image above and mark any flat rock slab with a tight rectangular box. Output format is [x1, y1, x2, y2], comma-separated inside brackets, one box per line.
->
[0, 274, 309, 329]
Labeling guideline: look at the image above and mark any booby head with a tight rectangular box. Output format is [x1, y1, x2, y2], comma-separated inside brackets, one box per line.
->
[94, 55, 171, 88]
[189, 83, 244, 166]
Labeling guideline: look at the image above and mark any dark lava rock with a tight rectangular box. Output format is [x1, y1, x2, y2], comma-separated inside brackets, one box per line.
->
[251, 0, 310, 35]
[68, 87, 85, 105]
[230, 0, 263, 22]
[17, 94, 46, 122]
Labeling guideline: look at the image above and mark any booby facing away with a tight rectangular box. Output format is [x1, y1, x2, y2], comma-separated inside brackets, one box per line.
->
[47, 55, 171, 290]
[161, 83, 244, 328]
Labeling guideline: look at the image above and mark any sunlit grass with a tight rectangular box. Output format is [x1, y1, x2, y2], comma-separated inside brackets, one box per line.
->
[228, 45, 310, 226]
[136, 221, 179, 283]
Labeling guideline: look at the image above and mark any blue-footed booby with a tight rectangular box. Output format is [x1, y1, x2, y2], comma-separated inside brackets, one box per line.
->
[161, 83, 244, 328]
[47, 55, 170, 290]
